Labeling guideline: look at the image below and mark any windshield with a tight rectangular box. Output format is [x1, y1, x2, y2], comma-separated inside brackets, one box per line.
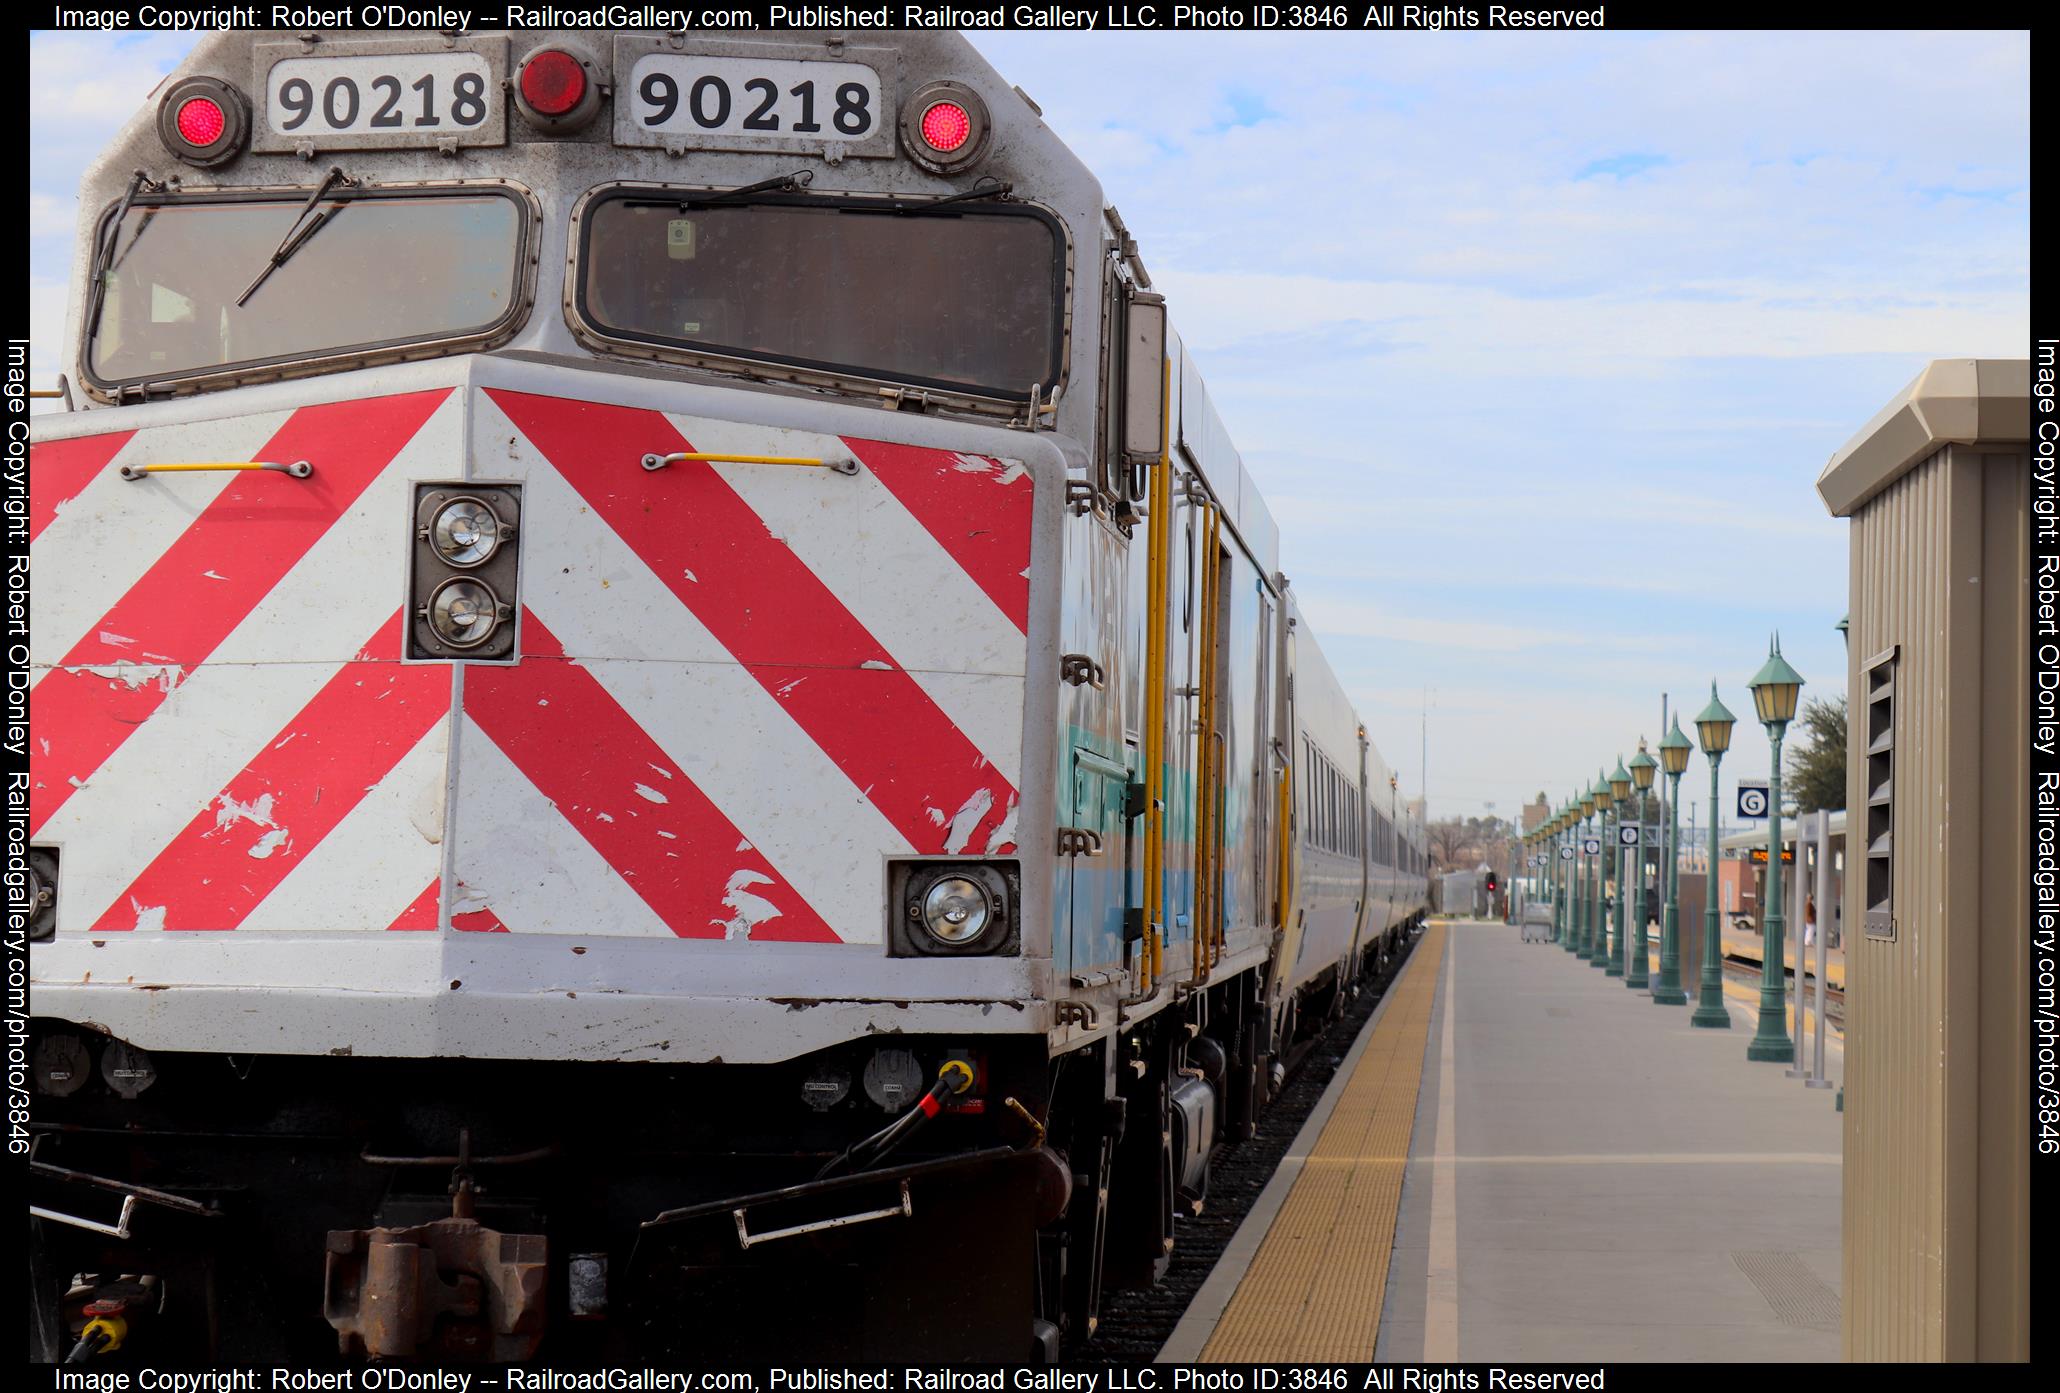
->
[86, 188, 526, 390]
[576, 193, 1064, 401]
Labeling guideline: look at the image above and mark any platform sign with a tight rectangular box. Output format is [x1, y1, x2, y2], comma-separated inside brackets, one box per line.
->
[1618, 825, 1640, 846]
[1560, 845, 1575, 861]
[1736, 780, 1770, 819]
[1581, 837, 1602, 856]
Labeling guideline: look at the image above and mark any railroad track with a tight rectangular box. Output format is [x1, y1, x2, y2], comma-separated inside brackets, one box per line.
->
[1084, 930, 1424, 1362]
[1723, 958, 1844, 1028]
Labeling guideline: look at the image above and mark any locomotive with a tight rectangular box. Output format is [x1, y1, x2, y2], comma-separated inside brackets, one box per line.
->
[22, 28, 1426, 1363]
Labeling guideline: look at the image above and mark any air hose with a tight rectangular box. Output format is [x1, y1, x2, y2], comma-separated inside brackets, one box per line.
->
[815, 1060, 975, 1181]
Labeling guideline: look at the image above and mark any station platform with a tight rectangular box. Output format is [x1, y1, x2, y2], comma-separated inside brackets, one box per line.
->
[1161, 919, 1843, 1363]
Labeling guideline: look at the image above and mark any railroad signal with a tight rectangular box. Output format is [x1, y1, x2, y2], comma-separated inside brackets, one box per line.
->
[1486, 871, 1498, 894]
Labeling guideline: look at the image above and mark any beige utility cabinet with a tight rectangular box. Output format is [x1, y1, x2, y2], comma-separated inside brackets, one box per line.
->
[1815, 358, 2029, 1361]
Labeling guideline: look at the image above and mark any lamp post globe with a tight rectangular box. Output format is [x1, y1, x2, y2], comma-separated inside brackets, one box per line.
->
[1690, 682, 1737, 1027]
[1604, 758, 1631, 976]
[1626, 743, 1658, 990]
[1654, 717, 1693, 1005]
[1744, 636, 1804, 1062]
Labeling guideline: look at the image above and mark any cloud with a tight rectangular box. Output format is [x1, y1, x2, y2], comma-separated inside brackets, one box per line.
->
[26, 29, 2025, 819]
[1574, 152, 1669, 180]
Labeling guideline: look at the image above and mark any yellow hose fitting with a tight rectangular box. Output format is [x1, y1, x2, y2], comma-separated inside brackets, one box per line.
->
[938, 1059, 976, 1095]
[80, 1312, 127, 1353]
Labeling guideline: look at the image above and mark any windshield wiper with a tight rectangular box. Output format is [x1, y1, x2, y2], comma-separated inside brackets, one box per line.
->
[235, 165, 355, 308]
[624, 171, 815, 213]
[890, 178, 1015, 216]
[84, 169, 163, 342]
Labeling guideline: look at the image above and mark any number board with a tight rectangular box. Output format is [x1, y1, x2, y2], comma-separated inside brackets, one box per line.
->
[1736, 780, 1770, 820]
[1618, 825, 1640, 846]
[1559, 845, 1575, 861]
[1581, 838, 1602, 856]
[252, 38, 507, 152]
[613, 38, 899, 159]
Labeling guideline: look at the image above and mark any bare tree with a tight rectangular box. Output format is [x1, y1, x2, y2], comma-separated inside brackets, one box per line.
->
[1427, 820, 1466, 872]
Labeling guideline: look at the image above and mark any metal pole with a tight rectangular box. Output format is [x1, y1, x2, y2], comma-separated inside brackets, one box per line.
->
[1565, 814, 1582, 954]
[1625, 799, 1648, 988]
[1550, 827, 1561, 944]
[1787, 815, 1809, 1075]
[1809, 812, 1834, 1088]
[1589, 809, 1606, 967]
[1655, 767, 1688, 1004]
[1690, 752, 1732, 1028]
[1748, 726, 1796, 1062]
[1605, 794, 1624, 976]
[1549, 828, 1565, 947]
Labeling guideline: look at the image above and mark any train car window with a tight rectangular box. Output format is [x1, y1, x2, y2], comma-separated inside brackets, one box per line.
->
[577, 191, 1065, 402]
[85, 186, 529, 395]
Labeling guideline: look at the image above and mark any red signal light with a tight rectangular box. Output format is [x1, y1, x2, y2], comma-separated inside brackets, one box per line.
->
[175, 96, 226, 147]
[919, 101, 972, 153]
[157, 77, 246, 167]
[520, 49, 586, 118]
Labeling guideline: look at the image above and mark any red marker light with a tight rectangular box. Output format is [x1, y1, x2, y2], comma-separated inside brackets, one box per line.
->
[520, 49, 586, 118]
[175, 97, 226, 147]
[919, 101, 972, 153]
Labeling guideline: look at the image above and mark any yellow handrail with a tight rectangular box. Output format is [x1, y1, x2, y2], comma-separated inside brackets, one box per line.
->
[640, 451, 858, 475]
[1193, 501, 1226, 984]
[120, 461, 312, 480]
[1138, 356, 1173, 999]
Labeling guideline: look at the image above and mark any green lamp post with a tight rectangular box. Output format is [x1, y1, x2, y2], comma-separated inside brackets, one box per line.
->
[1745, 636, 1804, 1062]
[1604, 759, 1631, 975]
[1587, 774, 1610, 966]
[1653, 717, 1693, 1004]
[1626, 743, 1657, 989]
[1566, 795, 1588, 954]
[1690, 683, 1737, 1028]
[1556, 805, 1572, 947]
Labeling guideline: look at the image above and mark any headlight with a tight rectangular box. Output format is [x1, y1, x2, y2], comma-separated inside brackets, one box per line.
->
[921, 877, 992, 945]
[429, 496, 504, 567]
[424, 577, 504, 650]
[894, 862, 1017, 957]
[408, 482, 522, 662]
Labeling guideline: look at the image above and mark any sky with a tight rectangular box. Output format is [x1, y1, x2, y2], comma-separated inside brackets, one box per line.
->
[26, 28, 2031, 832]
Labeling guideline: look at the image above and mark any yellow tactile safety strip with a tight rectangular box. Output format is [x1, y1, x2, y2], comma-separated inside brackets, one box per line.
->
[1198, 921, 1447, 1362]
